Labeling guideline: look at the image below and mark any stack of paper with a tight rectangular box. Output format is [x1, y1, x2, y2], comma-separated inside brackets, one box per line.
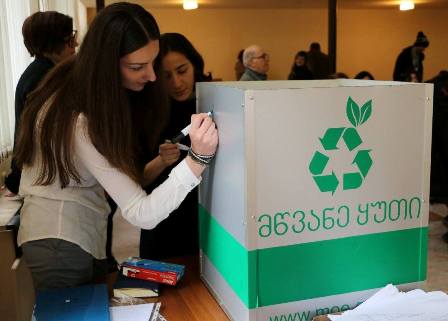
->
[110, 302, 161, 321]
[329, 284, 448, 321]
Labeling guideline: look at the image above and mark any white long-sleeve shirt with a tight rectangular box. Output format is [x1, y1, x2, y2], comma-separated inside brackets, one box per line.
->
[18, 114, 200, 259]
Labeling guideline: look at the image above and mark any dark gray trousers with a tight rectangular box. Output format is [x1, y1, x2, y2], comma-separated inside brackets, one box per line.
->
[22, 238, 107, 291]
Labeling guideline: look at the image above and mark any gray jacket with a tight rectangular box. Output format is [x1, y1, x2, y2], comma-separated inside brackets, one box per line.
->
[239, 68, 267, 81]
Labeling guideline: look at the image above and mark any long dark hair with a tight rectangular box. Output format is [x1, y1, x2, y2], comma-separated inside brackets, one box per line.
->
[354, 70, 375, 80]
[16, 2, 168, 187]
[160, 33, 211, 82]
[290, 51, 307, 71]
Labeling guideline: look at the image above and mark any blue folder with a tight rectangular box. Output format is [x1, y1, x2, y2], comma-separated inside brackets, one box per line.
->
[34, 284, 109, 321]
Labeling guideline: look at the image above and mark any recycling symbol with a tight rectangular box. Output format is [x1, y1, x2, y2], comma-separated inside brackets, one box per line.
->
[309, 97, 373, 194]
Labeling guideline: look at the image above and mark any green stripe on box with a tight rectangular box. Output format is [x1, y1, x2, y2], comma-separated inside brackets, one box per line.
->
[199, 205, 258, 308]
[257, 227, 427, 306]
[199, 205, 427, 309]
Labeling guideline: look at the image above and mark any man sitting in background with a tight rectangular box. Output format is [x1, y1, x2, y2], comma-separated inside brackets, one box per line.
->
[239, 45, 269, 81]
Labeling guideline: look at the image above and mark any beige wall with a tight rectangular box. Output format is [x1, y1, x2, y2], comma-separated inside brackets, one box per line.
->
[88, 7, 448, 82]
[338, 9, 448, 81]
[149, 8, 328, 81]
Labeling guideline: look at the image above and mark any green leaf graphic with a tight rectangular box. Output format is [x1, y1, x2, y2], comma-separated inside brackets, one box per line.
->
[346, 97, 360, 127]
[359, 100, 372, 125]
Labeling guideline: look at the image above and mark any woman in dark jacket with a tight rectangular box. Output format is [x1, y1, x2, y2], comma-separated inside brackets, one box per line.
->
[139, 33, 211, 259]
[5, 11, 77, 194]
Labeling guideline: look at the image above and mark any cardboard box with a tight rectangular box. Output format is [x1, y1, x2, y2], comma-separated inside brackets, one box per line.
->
[0, 229, 35, 321]
[197, 80, 433, 321]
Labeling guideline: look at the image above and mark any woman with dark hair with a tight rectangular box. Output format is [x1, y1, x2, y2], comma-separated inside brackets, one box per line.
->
[354, 71, 375, 80]
[288, 50, 313, 80]
[5, 10, 78, 195]
[140, 32, 211, 260]
[15, 4, 217, 291]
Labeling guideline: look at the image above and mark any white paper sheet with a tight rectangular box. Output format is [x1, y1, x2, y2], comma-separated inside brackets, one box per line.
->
[328, 284, 448, 321]
[110, 303, 156, 321]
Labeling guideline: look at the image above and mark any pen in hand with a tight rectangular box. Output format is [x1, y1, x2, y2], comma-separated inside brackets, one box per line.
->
[171, 111, 213, 144]
[164, 139, 189, 151]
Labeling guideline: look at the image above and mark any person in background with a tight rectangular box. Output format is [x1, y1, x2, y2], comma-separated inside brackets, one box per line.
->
[4, 11, 78, 196]
[15, 3, 218, 291]
[354, 71, 375, 80]
[234, 49, 245, 80]
[329, 72, 349, 79]
[405, 70, 419, 83]
[306, 42, 330, 79]
[393, 31, 429, 82]
[288, 50, 313, 80]
[239, 45, 269, 81]
[140, 33, 212, 260]
[427, 71, 448, 241]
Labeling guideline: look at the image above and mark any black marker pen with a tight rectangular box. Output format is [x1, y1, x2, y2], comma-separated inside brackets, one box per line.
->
[171, 111, 213, 144]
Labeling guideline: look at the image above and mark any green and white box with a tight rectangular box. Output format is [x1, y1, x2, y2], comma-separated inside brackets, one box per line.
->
[197, 80, 433, 321]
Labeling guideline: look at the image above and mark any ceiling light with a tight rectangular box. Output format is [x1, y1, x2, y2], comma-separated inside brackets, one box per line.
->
[400, 1, 415, 11]
[183, 0, 198, 10]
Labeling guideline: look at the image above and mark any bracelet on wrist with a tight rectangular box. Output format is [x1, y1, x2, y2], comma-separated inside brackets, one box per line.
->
[188, 152, 208, 166]
[188, 148, 215, 166]
[190, 149, 215, 159]
[190, 148, 215, 160]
